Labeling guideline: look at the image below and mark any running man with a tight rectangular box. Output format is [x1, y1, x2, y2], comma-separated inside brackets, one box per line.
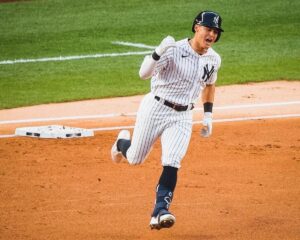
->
[111, 10, 224, 230]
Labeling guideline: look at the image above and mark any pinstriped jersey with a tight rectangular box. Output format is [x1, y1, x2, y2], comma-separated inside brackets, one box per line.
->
[151, 38, 221, 105]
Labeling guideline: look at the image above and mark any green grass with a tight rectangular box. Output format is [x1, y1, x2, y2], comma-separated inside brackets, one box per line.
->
[0, 0, 299, 109]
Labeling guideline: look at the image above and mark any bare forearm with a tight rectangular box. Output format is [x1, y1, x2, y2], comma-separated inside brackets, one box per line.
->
[202, 84, 215, 103]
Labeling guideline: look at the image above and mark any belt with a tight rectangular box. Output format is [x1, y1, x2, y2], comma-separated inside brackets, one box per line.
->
[154, 96, 194, 112]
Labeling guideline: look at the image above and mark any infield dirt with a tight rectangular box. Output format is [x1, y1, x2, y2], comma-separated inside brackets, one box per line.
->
[0, 81, 299, 240]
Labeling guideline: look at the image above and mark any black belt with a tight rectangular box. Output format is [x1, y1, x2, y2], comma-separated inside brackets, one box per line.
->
[154, 96, 194, 112]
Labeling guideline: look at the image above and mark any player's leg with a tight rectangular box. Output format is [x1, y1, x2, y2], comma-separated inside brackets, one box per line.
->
[111, 130, 131, 163]
[150, 116, 192, 229]
[149, 166, 177, 230]
[160, 118, 193, 168]
[126, 93, 169, 164]
[111, 93, 165, 164]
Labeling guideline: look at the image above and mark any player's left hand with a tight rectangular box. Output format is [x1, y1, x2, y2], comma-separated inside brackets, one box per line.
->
[201, 112, 213, 137]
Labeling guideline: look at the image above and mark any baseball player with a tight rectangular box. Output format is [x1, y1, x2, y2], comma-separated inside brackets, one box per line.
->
[111, 10, 224, 230]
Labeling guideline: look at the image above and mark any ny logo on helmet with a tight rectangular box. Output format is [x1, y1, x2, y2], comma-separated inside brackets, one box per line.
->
[213, 16, 220, 26]
[202, 64, 215, 82]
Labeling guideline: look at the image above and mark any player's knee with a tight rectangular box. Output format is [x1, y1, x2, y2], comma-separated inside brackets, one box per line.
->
[127, 156, 143, 165]
[162, 157, 182, 169]
[126, 149, 150, 165]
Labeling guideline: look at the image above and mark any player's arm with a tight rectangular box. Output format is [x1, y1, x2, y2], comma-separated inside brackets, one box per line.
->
[201, 84, 215, 137]
[202, 83, 215, 103]
[139, 36, 176, 80]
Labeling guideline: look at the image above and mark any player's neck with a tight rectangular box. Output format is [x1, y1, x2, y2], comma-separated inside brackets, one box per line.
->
[189, 38, 208, 55]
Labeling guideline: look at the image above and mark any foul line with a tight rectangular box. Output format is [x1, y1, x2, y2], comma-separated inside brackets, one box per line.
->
[0, 51, 152, 65]
[90, 113, 300, 131]
[0, 112, 136, 125]
[1, 113, 300, 139]
[111, 41, 156, 50]
[211, 101, 300, 110]
[0, 41, 154, 65]
[1, 101, 299, 125]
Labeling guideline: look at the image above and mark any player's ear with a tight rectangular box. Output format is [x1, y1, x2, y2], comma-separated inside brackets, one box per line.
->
[194, 24, 201, 33]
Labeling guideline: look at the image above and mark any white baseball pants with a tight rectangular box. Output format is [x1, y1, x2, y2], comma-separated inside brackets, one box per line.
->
[126, 93, 193, 168]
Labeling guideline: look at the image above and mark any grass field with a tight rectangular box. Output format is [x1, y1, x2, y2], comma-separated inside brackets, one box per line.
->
[0, 0, 299, 109]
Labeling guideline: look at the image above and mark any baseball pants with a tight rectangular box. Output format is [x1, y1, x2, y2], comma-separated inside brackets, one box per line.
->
[126, 93, 193, 168]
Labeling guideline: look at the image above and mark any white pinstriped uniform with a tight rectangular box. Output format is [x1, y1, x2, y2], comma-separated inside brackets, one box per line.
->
[126, 38, 221, 168]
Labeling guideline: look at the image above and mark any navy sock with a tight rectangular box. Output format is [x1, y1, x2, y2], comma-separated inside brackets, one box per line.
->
[117, 139, 131, 158]
[158, 166, 178, 191]
[151, 166, 178, 217]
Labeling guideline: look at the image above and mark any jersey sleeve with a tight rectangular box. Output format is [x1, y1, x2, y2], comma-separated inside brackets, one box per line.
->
[153, 47, 174, 75]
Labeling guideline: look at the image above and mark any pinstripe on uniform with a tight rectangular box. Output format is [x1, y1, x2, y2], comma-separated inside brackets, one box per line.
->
[126, 38, 221, 168]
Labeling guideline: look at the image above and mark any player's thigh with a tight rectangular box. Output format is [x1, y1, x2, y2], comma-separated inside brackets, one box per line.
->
[160, 120, 192, 168]
[126, 96, 164, 165]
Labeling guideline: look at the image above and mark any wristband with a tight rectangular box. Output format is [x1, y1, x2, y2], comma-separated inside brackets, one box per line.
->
[152, 51, 160, 61]
[203, 102, 213, 113]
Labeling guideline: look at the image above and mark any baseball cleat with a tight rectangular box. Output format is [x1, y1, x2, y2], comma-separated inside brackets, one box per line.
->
[149, 210, 176, 230]
[111, 130, 130, 163]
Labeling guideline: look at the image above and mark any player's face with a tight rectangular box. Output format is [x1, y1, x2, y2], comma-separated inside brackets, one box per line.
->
[194, 25, 218, 50]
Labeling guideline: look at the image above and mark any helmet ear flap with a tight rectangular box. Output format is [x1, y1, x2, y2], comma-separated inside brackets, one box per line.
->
[192, 21, 198, 33]
[192, 19, 197, 33]
[215, 31, 221, 42]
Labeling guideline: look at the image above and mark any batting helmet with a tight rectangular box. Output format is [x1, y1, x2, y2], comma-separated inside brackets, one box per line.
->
[192, 11, 224, 42]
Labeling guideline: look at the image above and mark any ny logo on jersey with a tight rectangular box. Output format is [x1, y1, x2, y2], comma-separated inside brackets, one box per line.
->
[202, 64, 215, 82]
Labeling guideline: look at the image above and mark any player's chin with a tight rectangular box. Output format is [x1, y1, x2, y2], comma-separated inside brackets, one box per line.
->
[201, 42, 211, 50]
[204, 39, 214, 48]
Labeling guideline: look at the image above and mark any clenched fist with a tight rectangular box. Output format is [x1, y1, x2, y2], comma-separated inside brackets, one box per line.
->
[155, 36, 176, 57]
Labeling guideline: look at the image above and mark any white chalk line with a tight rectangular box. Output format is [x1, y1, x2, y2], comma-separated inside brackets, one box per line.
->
[89, 113, 300, 131]
[211, 101, 300, 110]
[1, 101, 299, 125]
[111, 41, 156, 50]
[0, 134, 16, 138]
[0, 112, 136, 125]
[1, 113, 300, 139]
[0, 41, 154, 65]
[0, 51, 152, 65]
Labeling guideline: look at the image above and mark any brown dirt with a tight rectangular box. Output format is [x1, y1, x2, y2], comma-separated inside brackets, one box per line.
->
[0, 81, 300, 240]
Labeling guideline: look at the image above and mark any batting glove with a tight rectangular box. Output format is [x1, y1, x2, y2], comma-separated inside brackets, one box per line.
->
[201, 112, 213, 137]
[155, 36, 176, 57]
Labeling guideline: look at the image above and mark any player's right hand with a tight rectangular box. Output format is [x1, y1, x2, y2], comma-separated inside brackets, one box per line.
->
[201, 112, 213, 137]
[155, 36, 176, 57]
